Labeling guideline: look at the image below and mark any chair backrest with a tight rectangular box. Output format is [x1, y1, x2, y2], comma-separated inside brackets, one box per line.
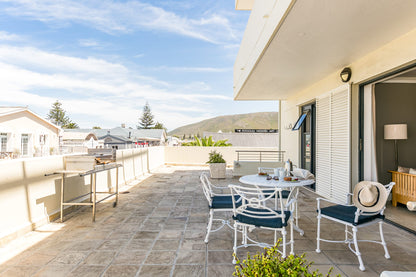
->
[229, 184, 291, 224]
[354, 182, 395, 222]
[200, 173, 213, 205]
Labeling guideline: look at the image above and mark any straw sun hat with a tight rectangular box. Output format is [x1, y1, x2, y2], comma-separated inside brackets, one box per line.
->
[352, 181, 388, 212]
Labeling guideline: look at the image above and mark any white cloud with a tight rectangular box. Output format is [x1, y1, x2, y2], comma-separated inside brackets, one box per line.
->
[78, 39, 99, 47]
[0, 30, 21, 41]
[0, 44, 227, 129]
[0, 0, 239, 44]
[151, 66, 231, 73]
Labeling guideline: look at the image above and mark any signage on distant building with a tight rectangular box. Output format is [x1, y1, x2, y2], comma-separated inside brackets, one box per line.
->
[234, 129, 278, 133]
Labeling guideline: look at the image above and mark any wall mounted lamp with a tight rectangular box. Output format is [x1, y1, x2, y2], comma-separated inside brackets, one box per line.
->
[340, 67, 352, 82]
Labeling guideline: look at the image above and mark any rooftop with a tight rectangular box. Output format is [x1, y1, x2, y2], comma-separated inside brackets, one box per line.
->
[1, 166, 415, 277]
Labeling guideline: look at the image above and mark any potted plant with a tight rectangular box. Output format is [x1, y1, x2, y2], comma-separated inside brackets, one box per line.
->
[234, 241, 337, 277]
[207, 150, 226, 179]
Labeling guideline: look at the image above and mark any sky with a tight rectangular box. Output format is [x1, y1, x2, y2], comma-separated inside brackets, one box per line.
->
[0, 0, 278, 131]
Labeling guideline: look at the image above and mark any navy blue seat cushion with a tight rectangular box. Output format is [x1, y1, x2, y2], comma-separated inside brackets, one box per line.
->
[263, 190, 290, 198]
[320, 205, 384, 226]
[210, 195, 242, 209]
[233, 208, 291, 229]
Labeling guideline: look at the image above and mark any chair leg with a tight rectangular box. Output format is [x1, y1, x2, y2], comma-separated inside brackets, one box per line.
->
[274, 230, 277, 245]
[316, 214, 321, 253]
[379, 221, 390, 259]
[345, 224, 349, 243]
[205, 209, 213, 243]
[282, 229, 287, 258]
[290, 219, 294, 255]
[233, 222, 238, 264]
[295, 201, 299, 229]
[352, 226, 365, 271]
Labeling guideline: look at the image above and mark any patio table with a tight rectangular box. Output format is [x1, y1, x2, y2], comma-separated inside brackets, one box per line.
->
[239, 174, 315, 235]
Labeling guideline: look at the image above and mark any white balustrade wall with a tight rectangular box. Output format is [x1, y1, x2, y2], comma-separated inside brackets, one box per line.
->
[0, 147, 165, 245]
[0, 146, 280, 244]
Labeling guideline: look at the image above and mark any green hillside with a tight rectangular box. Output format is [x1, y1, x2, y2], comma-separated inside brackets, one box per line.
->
[168, 112, 278, 138]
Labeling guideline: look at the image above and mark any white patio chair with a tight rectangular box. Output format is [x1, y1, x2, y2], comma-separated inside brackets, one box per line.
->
[200, 173, 241, 243]
[316, 181, 395, 271]
[229, 184, 296, 264]
[256, 167, 299, 230]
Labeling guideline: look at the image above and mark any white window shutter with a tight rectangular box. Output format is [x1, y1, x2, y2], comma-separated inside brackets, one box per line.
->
[316, 85, 351, 202]
[316, 95, 331, 199]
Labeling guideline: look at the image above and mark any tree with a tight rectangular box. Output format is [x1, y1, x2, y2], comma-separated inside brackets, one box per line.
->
[92, 126, 101, 129]
[47, 100, 69, 127]
[153, 122, 166, 130]
[64, 122, 79, 129]
[138, 102, 155, 129]
[46, 100, 79, 129]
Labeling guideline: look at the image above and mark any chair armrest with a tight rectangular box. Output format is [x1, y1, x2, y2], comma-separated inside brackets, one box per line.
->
[285, 198, 297, 210]
[316, 197, 353, 211]
[211, 184, 229, 190]
[346, 193, 353, 205]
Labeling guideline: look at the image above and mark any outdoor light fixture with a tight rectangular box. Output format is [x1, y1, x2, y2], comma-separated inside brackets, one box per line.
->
[384, 124, 407, 169]
[340, 67, 352, 82]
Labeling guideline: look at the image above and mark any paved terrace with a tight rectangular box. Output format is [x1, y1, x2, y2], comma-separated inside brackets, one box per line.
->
[1, 166, 416, 277]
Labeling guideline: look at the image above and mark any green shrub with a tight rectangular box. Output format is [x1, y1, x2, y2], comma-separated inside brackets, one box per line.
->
[233, 241, 338, 277]
[207, 150, 226, 163]
[182, 136, 232, 146]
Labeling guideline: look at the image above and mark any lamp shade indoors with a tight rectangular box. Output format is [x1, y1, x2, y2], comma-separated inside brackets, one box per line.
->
[384, 124, 407, 140]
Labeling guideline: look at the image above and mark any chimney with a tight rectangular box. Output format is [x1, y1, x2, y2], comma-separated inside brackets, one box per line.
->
[121, 123, 126, 128]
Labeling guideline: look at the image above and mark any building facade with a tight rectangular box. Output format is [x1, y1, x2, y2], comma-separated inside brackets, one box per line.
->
[0, 107, 61, 158]
[234, 0, 416, 203]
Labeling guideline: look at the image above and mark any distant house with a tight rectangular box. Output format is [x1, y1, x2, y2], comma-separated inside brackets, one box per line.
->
[203, 131, 279, 147]
[69, 126, 167, 148]
[0, 107, 60, 158]
[99, 133, 133, 150]
[61, 131, 101, 153]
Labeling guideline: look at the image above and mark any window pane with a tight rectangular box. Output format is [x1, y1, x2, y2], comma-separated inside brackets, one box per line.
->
[0, 133, 7, 152]
[21, 134, 29, 156]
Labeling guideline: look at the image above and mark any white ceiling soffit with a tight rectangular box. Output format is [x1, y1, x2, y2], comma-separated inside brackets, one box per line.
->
[235, 0, 254, 11]
[234, 0, 416, 100]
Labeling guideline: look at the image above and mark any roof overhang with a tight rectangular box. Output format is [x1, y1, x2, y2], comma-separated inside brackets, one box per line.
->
[234, 0, 416, 100]
[235, 0, 254, 10]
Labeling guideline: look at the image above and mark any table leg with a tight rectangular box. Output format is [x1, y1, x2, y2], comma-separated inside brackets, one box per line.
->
[89, 174, 93, 203]
[115, 167, 119, 205]
[92, 173, 96, 222]
[60, 173, 65, 223]
[292, 187, 304, 236]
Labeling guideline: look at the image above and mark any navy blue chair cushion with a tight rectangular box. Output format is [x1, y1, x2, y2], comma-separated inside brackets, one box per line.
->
[320, 205, 384, 226]
[210, 195, 242, 209]
[233, 208, 291, 229]
[263, 190, 290, 198]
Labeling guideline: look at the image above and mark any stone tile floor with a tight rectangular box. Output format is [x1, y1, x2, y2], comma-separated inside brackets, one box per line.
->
[1, 166, 416, 277]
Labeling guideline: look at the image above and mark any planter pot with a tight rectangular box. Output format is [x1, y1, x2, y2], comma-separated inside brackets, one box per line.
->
[209, 163, 226, 179]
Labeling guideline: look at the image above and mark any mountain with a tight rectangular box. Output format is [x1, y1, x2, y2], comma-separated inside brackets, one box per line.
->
[168, 112, 278, 138]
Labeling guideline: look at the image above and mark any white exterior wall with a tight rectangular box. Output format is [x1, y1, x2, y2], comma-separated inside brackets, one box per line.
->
[0, 111, 60, 157]
[165, 146, 280, 166]
[280, 28, 416, 195]
[0, 148, 165, 245]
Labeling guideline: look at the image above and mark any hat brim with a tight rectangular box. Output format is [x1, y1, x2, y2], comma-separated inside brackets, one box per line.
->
[352, 181, 388, 212]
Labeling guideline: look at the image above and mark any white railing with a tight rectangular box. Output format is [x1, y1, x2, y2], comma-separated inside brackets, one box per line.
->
[164, 146, 279, 166]
[0, 146, 281, 244]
